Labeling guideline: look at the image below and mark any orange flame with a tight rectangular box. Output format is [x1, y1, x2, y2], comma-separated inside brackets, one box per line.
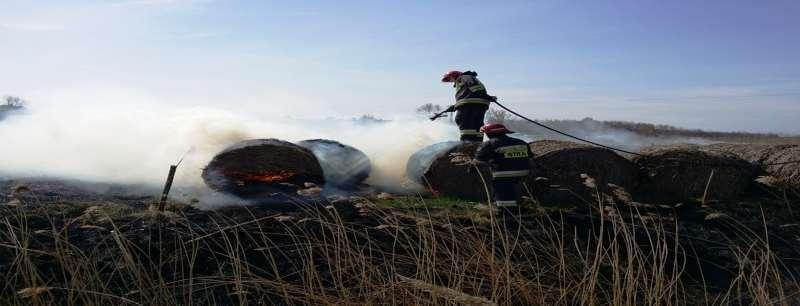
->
[225, 170, 296, 185]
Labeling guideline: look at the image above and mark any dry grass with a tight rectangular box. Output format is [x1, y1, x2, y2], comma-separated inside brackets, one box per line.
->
[1, 185, 798, 305]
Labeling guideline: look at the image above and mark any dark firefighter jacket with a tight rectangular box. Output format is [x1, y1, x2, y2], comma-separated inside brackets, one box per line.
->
[474, 135, 533, 178]
[450, 71, 494, 111]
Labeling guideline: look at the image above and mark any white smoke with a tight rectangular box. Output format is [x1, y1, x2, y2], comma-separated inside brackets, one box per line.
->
[503, 117, 714, 152]
[0, 92, 456, 202]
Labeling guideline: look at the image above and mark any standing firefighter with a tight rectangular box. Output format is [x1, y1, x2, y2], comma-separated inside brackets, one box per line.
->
[436, 70, 495, 142]
[472, 123, 533, 217]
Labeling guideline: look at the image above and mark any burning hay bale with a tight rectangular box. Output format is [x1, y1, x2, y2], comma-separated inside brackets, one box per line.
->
[406, 141, 492, 201]
[633, 144, 759, 201]
[705, 143, 800, 189]
[296, 139, 371, 188]
[202, 139, 324, 197]
[529, 140, 638, 202]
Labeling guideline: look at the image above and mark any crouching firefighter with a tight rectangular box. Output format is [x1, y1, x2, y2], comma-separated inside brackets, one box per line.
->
[436, 70, 495, 142]
[471, 123, 533, 217]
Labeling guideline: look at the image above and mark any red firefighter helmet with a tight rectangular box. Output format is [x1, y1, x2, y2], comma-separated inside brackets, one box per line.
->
[480, 123, 513, 135]
[441, 70, 463, 82]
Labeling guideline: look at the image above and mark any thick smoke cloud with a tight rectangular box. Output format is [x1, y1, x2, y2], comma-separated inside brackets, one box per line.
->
[0, 93, 455, 202]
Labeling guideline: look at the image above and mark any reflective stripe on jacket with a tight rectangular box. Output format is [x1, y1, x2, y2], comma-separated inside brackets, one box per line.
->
[492, 170, 530, 178]
[454, 71, 493, 109]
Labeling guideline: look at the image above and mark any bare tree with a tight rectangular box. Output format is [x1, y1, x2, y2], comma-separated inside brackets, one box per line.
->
[415, 103, 442, 115]
[3, 96, 25, 109]
[1, 96, 25, 119]
[485, 107, 512, 124]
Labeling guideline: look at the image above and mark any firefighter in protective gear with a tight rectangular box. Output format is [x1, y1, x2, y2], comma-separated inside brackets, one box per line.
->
[472, 123, 533, 216]
[440, 70, 495, 142]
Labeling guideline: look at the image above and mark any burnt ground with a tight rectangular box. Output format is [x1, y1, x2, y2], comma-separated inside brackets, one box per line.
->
[0, 178, 157, 209]
[1, 177, 800, 305]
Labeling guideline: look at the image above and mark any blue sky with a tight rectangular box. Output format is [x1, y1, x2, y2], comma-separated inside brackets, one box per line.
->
[1, 0, 799, 133]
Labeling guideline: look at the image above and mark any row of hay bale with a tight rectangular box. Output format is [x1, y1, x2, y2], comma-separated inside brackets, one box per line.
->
[202, 139, 371, 197]
[409, 140, 800, 203]
[203, 137, 798, 203]
[408, 140, 639, 203]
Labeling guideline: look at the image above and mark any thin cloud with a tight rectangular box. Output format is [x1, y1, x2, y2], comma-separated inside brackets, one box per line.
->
[109, 0, 213, 7]
[0, 21, 66, 32]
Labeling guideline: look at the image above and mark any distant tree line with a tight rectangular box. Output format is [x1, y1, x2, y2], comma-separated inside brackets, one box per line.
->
[602, 120, 787, 141]
[352, 114, 388, 125]
[418, 103, 797, 142]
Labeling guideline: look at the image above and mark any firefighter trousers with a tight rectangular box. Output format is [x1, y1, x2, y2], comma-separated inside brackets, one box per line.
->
[492, 176, 527, 221]
[492, 176, 525, 208]
[454, 105, 488, 142]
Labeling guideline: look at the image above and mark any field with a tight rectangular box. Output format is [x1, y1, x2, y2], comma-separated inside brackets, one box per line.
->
[1, 177, 799, 305]
[2, 112, 799, 305]
[4, 1, 799, 304]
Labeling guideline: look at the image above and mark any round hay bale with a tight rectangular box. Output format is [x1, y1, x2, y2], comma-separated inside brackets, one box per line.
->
[407, 141, 491, 201]
[705, 143, 800, 189]
[202, 139, 324, 197]
[529, 140, 637, 202]
[296, 139, 371, 188]
[633, 144, 758, 201]
[406, 141, 461, 184]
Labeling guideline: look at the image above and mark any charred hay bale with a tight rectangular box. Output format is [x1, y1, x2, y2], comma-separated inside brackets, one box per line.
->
[705, 143, 800, 189]
[407, 141, 492, 200]
[529, 140, 637, 202]
[633, 145, 758, 201]
[296, 139, 371, 188]
[202, 139, 324, 197]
